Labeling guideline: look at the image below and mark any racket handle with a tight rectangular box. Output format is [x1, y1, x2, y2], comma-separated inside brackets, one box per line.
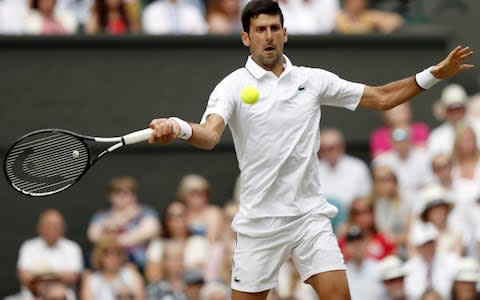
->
[123, 128, 153, 145]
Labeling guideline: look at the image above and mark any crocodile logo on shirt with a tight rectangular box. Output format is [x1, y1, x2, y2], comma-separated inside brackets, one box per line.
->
[298, 85, 306, 91]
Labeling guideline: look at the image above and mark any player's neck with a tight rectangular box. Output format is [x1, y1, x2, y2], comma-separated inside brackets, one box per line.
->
[252, 56, 285, 78]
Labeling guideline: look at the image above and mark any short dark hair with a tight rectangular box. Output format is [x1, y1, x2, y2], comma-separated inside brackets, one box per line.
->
[241, 0, 284, 33]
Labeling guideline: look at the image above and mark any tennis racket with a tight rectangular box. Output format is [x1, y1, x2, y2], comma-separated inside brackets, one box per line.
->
[4, 128, 154, 197]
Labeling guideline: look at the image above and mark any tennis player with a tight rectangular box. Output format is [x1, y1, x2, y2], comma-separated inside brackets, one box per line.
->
[148, 1, 474, 299]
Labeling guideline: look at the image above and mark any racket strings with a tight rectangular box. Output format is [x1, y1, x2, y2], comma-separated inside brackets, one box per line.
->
[4, 132, 89, 196]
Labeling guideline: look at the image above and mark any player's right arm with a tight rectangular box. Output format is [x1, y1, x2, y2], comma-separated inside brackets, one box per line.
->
[148, 114, 226, 150]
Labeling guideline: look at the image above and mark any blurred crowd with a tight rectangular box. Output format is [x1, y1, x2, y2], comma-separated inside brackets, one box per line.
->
[0, 0, 466, 36]
[6, 75, 480, 300]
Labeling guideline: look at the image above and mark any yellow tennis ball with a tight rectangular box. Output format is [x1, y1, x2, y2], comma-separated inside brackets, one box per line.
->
[240, 86, 259, 105]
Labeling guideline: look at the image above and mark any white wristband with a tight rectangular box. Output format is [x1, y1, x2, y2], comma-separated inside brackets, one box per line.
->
[169, 117, 193, 140]
[415, 67, 441, 90]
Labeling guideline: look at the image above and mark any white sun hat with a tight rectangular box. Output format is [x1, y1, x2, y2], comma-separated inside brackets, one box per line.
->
[379, 255, 407, 281]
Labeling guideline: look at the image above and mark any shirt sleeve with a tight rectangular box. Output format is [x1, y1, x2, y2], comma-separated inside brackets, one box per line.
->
[200, 76, 237, 125]
[310, 68, 365, 111]
[17, 241, 31, 269]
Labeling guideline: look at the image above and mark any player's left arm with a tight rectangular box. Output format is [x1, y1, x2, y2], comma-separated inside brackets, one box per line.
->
[359, 46, 474, 111]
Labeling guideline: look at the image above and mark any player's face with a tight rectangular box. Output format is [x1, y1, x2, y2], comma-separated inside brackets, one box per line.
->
[241, 14, 287, 71]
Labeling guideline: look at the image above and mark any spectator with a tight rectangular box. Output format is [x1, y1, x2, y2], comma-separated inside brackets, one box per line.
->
[87, 176, 160, 268]
[430, 153, 475, 252]
[335, 0, 403, 34]
[16, 209, 83, 297]
[413, 185, 462, 256]
[373, 126, 432, 202]
[451, 257, 479, 300]
[378, 255, 408, 300]
[278, 0, 339, 34]
[55, 0, 94, 26]
[404, 222, 458, 300]
[370, 102, 429, 157]
[85, 0, 137, 34]
[428, 84, 469, 156]
[452, 122, 480, 186]
[344, 226, 384, 300]
[318, 128, 372, 209]
[146, 240, 188, 300]
[146, 201, 208, 283]
[0, 0, 28, 34]
[142, 0, 208, 35]
[371, 165, 410, 254]
[176, 174, 223, 243]
[24, 0, 78, 34]
[206, 0, 241, 34]
[199, 282, 229, 300]
[81, 236, 145, 300]
[339, 197, 396, 260]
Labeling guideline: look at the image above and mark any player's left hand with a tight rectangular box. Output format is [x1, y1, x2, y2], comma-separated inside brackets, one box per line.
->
[431, 46, 474, 79]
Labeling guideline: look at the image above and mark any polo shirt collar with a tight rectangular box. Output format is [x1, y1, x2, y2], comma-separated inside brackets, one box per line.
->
[245, 55, 293, 79]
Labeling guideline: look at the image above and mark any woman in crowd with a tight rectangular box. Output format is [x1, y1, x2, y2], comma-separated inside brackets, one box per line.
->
[206, 0, 242, 34]
[146, 200, 212, 283]
[176, 174, 223, 243]
[85, 0, 138, 34]
[371, 165, 410, 255]
[370, 102, 429, 157]
[339, 197, 396, 260]
[452, 122, 480, 186]
[81, 236, 145, 300]
[25, 0, 77, 34]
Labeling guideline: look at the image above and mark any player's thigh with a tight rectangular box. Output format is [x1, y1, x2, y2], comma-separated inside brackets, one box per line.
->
[232, 232, 291, 293]
[290, 214, 345, 282]
[232, 289, 270, 300]
[305, 270, 351, 300]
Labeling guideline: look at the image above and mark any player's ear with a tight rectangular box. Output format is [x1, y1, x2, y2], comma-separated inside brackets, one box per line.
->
[283, 27, 288, 43]
[241, 31, 251, 47]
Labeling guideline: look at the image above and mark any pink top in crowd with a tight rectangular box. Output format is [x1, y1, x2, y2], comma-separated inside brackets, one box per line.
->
[370, 122, 430, 157]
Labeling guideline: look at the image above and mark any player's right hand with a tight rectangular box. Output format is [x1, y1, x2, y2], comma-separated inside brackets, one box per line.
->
[148, 118, 180, 145]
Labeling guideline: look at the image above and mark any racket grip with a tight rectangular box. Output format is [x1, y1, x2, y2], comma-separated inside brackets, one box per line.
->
[123, 128, 153, 145]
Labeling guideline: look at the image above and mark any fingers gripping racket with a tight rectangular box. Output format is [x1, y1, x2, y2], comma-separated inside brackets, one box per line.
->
[4, 128, 153, 196]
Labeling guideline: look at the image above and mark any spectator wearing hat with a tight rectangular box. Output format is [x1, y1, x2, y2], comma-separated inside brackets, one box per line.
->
[318, 128, 372, 209]
[373, 126, 433, 202]
[451, 257, 480, 300]
[344, 226, 384, 300]
[412, 185, 462, 256]
[16, 209, 83, 298]
[404, 222, 458, 300]
[87, 176, 160, 268]
[378, 255, 408, 300]
[428, 84, 470, 157]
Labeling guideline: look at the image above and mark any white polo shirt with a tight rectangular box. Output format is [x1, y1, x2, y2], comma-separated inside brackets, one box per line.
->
[201, 55, 364, 231]
[17, 236, 83, 273]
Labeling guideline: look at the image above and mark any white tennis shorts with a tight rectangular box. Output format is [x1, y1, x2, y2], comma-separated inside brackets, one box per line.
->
[231, 212, 345, 293]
